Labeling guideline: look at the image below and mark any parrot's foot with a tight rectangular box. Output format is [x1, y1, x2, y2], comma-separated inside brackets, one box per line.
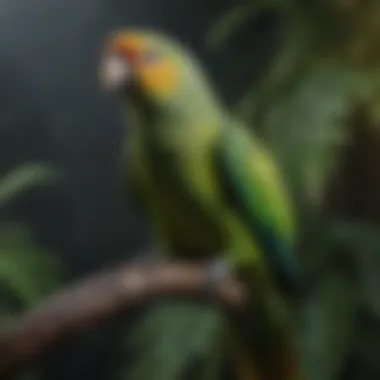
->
[204, 258, 232, 297]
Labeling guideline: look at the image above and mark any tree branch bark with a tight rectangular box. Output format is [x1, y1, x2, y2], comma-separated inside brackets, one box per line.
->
[0, 259, 246, 379]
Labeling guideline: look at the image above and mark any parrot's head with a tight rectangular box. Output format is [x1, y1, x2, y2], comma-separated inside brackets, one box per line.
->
[99, 28, 222, 123]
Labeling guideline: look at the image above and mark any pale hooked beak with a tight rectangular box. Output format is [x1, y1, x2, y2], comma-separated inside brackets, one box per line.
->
[99, 54, 132, 93]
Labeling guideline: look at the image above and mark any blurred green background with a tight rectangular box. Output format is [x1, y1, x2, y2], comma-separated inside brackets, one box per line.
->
[2, 0, 380, 379]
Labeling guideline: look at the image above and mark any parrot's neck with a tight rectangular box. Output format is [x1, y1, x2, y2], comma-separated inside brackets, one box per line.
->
[125, 56, 231, 153]
[127, 87, 226, 153]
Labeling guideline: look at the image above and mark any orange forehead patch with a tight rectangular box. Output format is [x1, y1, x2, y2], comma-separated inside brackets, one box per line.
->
[105, 32, 147, 57]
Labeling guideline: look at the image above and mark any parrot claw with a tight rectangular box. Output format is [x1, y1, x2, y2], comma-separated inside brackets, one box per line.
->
[204, 257, 232, 297]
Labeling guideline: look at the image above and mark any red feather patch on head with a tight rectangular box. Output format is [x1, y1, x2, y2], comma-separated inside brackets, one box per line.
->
[105, 32, 146, 63]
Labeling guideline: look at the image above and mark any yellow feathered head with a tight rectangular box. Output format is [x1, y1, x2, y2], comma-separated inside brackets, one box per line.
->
[99, 28, 221, 116]
[100, 29, 192, 98]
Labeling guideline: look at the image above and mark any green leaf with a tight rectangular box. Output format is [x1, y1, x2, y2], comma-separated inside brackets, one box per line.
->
[0, 224, 61, 307]
[235, 14, 314, 124]
[299, 274, 359, 380]
[122, 299, 225, 380]
[257, 62, 353, 210]
[0, 163, 59, 208]
[205, 0, 286, 49]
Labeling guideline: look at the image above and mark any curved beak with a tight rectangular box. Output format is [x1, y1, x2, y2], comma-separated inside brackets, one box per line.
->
[99, 53, 132, 93]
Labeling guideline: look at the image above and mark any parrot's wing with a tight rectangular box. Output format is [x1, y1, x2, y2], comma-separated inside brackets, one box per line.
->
[214, 124, 302, 295]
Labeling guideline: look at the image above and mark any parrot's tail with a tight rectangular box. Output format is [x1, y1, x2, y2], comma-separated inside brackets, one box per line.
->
[230, 294, 304, 380]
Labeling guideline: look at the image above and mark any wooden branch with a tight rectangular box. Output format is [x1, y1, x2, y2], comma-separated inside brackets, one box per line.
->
[0, 259, 247, 379]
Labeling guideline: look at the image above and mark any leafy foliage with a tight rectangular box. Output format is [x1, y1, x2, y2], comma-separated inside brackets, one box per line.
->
[127, 1, 380, 380]
[207, 2, 380, 380]
[0, 224, 61, 312]
[0, 163, 58, 208]
[122, 300, 226, 380]
[0, 162, 62, 380]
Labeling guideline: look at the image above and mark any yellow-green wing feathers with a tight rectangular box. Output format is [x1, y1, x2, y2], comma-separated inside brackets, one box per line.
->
[215, 122, 302, 295]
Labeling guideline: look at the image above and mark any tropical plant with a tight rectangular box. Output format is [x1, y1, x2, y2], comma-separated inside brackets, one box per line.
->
[0, 162, 62, 380]
[125, 1, 380, 380]
[207, 2, 380, 380]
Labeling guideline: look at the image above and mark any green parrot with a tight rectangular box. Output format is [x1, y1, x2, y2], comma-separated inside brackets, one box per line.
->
[99, 28, 304, 380]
